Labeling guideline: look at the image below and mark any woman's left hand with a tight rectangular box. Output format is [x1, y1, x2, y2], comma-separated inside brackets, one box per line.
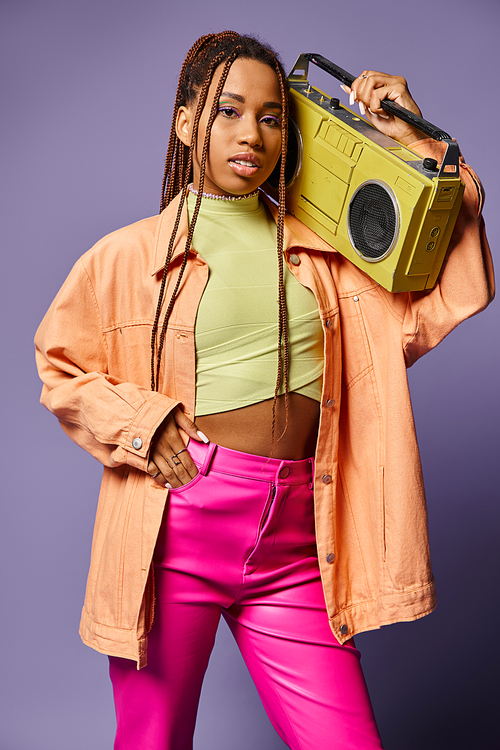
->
[342, 71, 425, 146]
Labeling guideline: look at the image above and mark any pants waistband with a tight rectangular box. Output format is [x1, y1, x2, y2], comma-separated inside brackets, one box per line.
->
[188, 440, 314, 485]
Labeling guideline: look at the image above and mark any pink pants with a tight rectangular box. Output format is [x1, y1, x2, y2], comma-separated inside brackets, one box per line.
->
[109, 441, 384, 749]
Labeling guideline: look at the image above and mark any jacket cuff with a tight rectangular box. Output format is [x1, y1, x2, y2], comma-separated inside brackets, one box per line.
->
[119, 393, 180, 472]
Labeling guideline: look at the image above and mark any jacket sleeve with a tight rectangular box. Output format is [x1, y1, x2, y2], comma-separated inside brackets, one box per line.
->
[381, 140, 495, 367]
[34, 257, 179, 472]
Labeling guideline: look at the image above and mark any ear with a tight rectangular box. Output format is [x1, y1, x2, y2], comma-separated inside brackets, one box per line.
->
[176, 105, 193, 147]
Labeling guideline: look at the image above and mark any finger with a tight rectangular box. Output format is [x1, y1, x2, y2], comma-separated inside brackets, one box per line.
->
[172, 408, 209, 444]
[153, 435, 198, 481]
[361, 75, 418, 116]
[349, 74, 371, 107]
[353, 80, 396, 120]
[151, 412, 200, 487]
[154, 448, 198, 489]
[153, 427, 199, 484]
[147, 461, 167, 487]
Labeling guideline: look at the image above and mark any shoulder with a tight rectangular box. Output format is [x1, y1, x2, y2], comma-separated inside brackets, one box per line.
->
[80, 214, 162, 275]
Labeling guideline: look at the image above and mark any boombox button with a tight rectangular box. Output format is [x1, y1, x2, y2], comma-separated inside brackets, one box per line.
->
[430, 227, 440, 238]
[289, 253, 301, 266]
[329, 97, 341, 109]
[426, 241, 436, 252]
[423, 158, 438, 171]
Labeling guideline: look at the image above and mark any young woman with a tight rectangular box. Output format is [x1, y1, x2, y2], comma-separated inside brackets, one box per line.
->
[35, 31, 494, 750]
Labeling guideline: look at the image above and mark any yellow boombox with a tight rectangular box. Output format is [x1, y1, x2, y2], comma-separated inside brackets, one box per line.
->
[266, 54, 464, 292]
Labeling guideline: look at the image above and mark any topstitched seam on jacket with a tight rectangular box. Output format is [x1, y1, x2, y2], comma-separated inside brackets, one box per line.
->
[79, 257, 109, 360]
[344, 364, 374, 390]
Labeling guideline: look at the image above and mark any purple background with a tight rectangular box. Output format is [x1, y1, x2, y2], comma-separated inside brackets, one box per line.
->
[2, 0, 498, 748]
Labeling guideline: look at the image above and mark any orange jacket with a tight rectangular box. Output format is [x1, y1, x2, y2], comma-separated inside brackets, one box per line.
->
[35, 140, 494, 668]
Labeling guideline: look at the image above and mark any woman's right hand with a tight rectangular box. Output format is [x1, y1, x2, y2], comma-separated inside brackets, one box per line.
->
[147, 407, 209, 488]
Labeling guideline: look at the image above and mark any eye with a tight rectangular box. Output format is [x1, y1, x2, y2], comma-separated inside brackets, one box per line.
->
[259, 114, 281, 129]
[218, 106, 241, 120]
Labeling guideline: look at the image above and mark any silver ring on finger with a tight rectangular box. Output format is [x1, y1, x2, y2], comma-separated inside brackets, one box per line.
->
[150, 471, 160, 479]
[169, 448, 188, 466]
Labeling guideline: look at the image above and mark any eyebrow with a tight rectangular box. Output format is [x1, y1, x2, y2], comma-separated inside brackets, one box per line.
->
[219, 92, 282, 110]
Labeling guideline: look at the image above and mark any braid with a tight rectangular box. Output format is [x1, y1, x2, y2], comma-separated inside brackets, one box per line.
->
[159, 31, 240, 212]
[271, 60, 290, 447]
[152, 32, 292, 450]
[154, 50, 238, 389]
[152, 32, 243, 390]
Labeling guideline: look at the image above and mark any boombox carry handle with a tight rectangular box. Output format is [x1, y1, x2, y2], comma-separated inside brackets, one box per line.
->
[302, 54, 451, 141]
[292, 54, 461, 178]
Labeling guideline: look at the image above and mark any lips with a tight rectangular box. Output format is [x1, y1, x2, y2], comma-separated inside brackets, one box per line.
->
[229, 153, 261, 168]
[232, 159, 258, 167]
[228, 153, 261, 178]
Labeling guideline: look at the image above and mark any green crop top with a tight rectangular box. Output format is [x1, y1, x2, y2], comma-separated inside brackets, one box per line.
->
[187, 190, 324, 416]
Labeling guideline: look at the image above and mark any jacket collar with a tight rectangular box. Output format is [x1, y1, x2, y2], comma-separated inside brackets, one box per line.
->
[151, 190, 336, 276]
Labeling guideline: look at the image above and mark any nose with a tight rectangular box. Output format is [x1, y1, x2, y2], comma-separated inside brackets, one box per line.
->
[238, 117, 263, 148]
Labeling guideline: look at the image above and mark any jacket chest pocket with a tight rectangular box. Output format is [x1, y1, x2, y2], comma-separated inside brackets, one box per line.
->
[105, 322, 155, 387]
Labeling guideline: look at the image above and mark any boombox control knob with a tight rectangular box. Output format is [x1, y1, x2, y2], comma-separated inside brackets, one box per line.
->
[423, 158, 438, 171]
[329, 97, 341, 109]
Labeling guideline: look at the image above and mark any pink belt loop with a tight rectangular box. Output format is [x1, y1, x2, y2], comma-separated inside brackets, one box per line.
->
[197, 441, 217, 476]
[308, 457, 315, 490]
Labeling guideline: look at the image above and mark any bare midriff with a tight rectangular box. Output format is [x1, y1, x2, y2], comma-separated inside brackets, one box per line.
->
[196, 392, 320, 460]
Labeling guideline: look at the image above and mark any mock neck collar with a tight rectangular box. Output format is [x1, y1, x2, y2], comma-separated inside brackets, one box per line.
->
[151, 190, 335, 276]
[186, 188, 261, 217]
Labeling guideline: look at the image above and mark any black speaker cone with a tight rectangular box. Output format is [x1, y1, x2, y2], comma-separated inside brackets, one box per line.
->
[348, 182, 399, 261]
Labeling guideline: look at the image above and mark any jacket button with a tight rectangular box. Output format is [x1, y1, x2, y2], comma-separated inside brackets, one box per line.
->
[326, 553, 335, 563]
[132, 437, 143, 450]
[289, 253, 301, 266]
[340, 624, 348, 635]
[325, 319, 334, 329]
[322, 474, 332, 484]
[353, 296, 359, 302]
[325, 399, 335, 408]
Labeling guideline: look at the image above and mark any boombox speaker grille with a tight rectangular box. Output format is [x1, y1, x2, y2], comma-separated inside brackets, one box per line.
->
[348, 182, 399, 261]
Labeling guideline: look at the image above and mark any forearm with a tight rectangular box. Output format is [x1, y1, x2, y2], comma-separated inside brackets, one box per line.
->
[36, 347, 180, 471]
[34, 255, 180, 471]
[379, 143, 494, 365]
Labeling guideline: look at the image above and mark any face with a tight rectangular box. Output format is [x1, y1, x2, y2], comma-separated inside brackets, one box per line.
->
[176, 57, 283, 197]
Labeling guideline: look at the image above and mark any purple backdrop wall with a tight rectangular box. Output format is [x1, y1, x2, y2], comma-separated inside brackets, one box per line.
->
[2, 0, 498, 748]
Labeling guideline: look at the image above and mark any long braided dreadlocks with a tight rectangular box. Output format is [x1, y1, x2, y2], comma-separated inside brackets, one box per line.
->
[151, 31, 291, 445]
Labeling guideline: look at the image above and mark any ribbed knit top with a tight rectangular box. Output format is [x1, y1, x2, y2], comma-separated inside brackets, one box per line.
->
[187, 190, 324, 416]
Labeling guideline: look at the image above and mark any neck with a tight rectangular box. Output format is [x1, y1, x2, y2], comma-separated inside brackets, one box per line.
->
[188, 184, 260, 202]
